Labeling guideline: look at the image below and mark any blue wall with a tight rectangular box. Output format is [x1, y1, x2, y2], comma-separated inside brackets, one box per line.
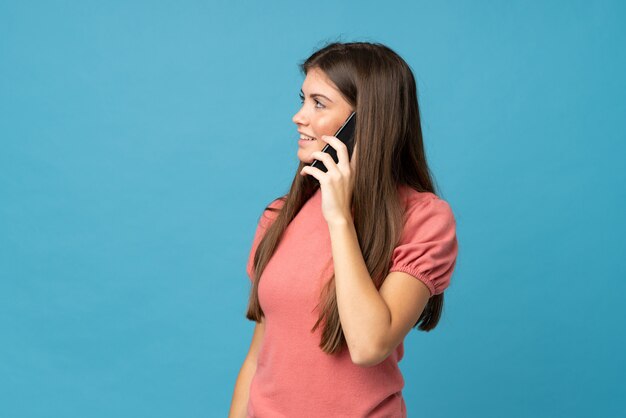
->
[1, 1, 624, 417]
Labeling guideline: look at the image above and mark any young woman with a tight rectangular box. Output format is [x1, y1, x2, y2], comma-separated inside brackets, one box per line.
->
[229, 41, 459, 418]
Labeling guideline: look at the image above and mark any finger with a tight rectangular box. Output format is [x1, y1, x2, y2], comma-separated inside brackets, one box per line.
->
[300, 165, 326, 181]
[321, 135, 350, 170]
[350, 143, 358, 172]
[310, 151, 340, 175]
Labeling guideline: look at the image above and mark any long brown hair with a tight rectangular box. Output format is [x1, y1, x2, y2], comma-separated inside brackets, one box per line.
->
[246, 41, 444, 355]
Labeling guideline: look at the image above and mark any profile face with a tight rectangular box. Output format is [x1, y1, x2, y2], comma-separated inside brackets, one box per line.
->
[292, 67, 354, 164]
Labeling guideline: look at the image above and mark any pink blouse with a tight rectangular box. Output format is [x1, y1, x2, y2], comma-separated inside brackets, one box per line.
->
[245, 184, 458, 417]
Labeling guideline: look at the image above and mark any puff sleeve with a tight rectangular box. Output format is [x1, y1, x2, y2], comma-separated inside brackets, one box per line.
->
[388, 196, 458, 296]
[246, 197, 285, 282]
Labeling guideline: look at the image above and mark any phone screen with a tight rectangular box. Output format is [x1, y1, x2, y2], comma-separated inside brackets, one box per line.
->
[310, 111, 356, 173]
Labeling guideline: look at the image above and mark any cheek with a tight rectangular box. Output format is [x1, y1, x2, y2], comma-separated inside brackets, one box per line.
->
[311, 116, 337, 137]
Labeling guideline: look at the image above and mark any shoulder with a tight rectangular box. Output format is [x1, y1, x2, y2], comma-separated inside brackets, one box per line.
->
[259, 194, 287, 228]
[398, 184, 454, 220]
[396, 185, 456, 243]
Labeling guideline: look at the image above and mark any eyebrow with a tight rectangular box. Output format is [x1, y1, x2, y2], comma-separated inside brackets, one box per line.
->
[300, 89, 334, 103]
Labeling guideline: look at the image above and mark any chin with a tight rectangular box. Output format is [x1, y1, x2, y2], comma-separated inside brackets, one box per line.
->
[297, 150, 316, 164]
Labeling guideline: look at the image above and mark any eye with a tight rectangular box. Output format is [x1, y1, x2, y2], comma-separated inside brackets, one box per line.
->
[299, 93, 325, 109]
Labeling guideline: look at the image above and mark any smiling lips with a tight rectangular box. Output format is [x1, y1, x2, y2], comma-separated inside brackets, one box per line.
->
[299, 132, 317, 141]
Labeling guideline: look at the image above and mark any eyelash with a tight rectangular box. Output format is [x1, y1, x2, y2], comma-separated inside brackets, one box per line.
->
[299, 93, 325, 108]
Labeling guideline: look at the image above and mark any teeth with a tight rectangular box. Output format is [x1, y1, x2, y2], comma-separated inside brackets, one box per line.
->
[300, 135, 316, 141]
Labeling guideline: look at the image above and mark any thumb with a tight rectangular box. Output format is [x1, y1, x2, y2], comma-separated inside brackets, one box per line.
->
[350, 143, 358, 172]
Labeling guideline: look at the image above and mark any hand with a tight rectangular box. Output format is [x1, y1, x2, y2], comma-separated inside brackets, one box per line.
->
[300, 135, 358, 226]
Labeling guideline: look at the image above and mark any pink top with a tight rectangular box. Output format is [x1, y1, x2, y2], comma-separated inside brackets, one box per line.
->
[245, 184, 458, 417]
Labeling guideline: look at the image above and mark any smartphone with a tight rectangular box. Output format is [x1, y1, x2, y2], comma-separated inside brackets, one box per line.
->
[310, 111, 356, 173]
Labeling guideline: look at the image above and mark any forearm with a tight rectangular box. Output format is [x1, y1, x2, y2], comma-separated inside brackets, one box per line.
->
[228, 358, 256, 418]
[327, 219, 391, 365]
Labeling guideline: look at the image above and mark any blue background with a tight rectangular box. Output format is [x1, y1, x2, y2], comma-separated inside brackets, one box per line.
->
[1, 1, 625, 417]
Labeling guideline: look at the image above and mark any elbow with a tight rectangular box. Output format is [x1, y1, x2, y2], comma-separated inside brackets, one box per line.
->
[350, 344, 388, 368]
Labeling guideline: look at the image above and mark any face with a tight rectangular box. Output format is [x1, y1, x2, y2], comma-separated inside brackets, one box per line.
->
[292, 67, 354, 164]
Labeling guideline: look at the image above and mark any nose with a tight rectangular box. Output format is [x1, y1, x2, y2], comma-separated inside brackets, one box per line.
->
[292, 107, 308, 126]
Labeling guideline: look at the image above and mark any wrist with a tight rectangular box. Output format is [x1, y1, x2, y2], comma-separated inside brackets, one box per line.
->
[327, 215, 353, 229]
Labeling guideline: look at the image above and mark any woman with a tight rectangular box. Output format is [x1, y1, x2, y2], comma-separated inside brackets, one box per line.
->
[229, 41, 459, 418]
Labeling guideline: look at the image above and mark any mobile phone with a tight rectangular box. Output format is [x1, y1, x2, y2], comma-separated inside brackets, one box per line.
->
[310, 111, 356, 173]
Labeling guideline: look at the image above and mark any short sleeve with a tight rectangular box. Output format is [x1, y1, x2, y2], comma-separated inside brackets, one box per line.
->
[246, 197, 285, 282]
[388, 196, 458, 296]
